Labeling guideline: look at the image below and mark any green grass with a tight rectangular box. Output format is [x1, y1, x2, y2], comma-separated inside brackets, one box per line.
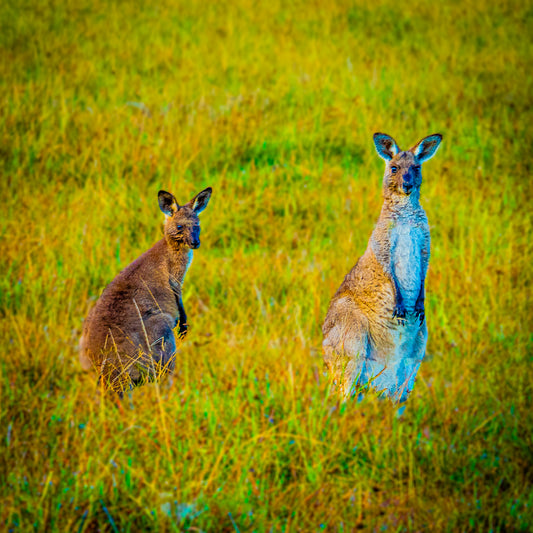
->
[1, 0, 532, 530]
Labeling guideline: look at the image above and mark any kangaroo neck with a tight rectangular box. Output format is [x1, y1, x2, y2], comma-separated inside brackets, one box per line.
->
[381, 191, 421, 218]
[164, 238, 193, 281]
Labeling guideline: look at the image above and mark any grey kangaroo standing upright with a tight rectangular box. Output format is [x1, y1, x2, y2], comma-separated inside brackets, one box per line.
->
[322, 133, 442, 403]
[79, 187, 212, 394]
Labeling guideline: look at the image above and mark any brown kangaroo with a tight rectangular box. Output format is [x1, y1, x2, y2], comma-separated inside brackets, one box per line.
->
[79, 187, 212, 393]
[322, 133, 442, 403]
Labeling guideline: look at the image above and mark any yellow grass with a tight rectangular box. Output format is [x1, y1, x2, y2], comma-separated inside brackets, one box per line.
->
[1, 0, 532, 530]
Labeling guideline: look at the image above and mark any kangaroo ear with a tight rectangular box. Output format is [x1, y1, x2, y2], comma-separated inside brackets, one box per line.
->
[373, 133, 400, 161]
[190, 187, 212, 214]
[410, 134, 442, 163]
[158, 190, 179, 217]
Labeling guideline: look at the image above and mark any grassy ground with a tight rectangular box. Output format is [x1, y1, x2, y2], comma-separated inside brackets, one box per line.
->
[1, 0, 532, 530]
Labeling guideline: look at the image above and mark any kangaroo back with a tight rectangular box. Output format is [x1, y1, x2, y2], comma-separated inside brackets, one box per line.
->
[80, 187, 212, 394]
[322, 133, 442, 403]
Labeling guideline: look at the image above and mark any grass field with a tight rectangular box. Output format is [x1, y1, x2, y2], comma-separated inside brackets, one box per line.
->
[1, 0, 532, 530]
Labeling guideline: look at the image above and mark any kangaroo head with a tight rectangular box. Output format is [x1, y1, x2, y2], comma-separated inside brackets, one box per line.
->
[158, 187, 212, 249]
[373, 133, 442, 200]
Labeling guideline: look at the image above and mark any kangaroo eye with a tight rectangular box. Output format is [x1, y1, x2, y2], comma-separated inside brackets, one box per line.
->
[390, 166, 398, 174]
[176, 225, 183, 231]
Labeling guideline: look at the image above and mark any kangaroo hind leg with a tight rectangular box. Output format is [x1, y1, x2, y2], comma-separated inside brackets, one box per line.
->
[323, 299, 371, 399]
[140, 315, 177, 380]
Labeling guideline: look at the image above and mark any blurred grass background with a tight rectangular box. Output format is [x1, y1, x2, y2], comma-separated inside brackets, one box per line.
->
[1, 0, 532, 530]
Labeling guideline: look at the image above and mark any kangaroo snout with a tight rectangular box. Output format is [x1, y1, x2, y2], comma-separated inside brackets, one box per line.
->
[189, 227, 201, 249]
[402, 168, 415, 194]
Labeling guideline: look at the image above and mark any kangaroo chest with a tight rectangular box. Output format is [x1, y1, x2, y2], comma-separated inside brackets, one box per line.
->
[390, 222, 423, 309]
[168, 249, 193, 282]
[167, 249, 193, 309]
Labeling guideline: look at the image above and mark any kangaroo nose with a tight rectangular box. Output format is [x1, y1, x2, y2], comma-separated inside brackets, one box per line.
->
[191, 241, 200, 249]
[403, 174, 413, 194]
[403, 169, 415, 193]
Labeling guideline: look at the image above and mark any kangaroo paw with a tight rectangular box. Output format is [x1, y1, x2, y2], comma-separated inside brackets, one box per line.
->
[178, 322, 188, 339]
[414, 306, 425, 325]
[392, 303, 407, 325]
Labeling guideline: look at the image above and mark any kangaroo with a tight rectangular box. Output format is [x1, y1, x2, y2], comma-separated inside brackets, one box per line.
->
[322, 133, 442, 403]
[79, 187, 212, 393]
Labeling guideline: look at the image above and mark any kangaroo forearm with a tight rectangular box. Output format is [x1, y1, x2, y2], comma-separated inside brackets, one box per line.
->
[416, 278, 425, 305]
[175, 295, 188, 339]
[391, 271, 404, 304]
[176, 297, 187, 325]
[418, 247, 428, 304]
